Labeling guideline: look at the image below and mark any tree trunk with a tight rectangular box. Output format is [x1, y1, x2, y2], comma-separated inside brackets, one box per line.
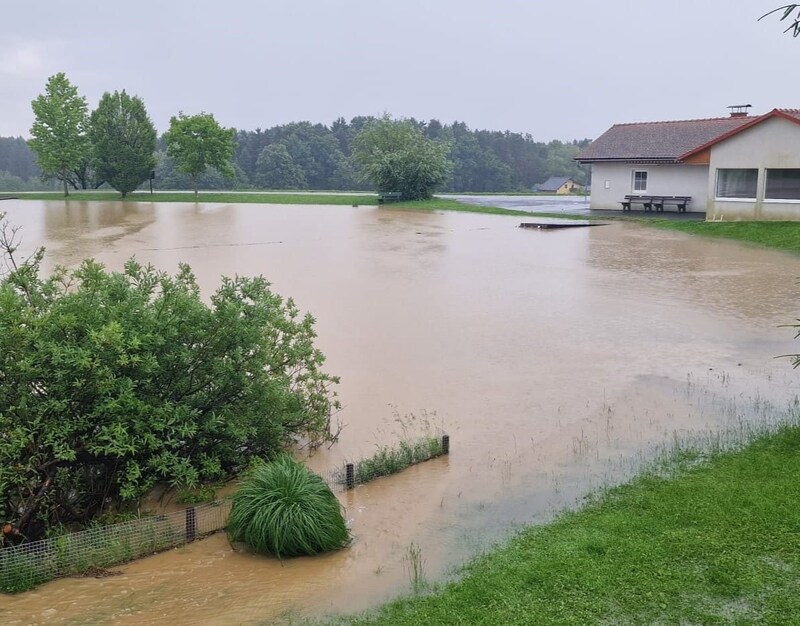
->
[193, 174, 198, 197]
[62, 173, 69, 197]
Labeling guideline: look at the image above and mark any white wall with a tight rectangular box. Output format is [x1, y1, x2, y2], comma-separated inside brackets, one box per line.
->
[708, 116, 800, 220]
[589, 163, 708, 211]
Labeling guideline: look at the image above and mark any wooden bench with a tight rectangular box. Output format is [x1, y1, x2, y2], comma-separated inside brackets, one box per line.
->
[620, 195, 692, 213]
[652, 196, 691, 213]
[378, 192, 403, 204]
[620, 195, 654, 211]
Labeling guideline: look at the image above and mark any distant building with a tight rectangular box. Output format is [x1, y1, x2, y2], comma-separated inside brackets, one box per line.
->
[575, 106, 800, 220]
[536, 176, 581, 195]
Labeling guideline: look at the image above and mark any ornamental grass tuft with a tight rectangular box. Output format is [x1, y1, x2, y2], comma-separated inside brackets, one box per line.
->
[227, 456, 349, 558]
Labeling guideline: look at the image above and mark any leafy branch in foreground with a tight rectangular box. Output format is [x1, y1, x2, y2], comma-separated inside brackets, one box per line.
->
[0, 239, 339, 545]
[760, 4, 800, 36]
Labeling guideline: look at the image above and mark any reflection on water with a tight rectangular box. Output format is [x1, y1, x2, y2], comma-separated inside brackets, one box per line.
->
[2, 200, 800, 624]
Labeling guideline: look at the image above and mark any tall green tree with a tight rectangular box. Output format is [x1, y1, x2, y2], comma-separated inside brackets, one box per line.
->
[28, 73, 89, 197]
[89, 90, 157, 198]
[255, 143, 308, 189]
[164, 112, 235, 196]
[351, 115, 452, 200]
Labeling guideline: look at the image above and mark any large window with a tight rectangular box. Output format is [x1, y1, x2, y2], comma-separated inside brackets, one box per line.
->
[632, 170, 647, 192]
[765, 169, 800, 200]
[715, 169, 758, 199]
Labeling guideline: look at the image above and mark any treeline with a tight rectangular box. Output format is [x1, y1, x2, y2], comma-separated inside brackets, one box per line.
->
[1, 119, 590, 193]
[0, 137, 56, 191]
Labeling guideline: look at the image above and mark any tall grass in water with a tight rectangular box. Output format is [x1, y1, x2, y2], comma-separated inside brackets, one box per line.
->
[227, 456, 349, 558]
[404, 542, 426, 592]
[350, 436, 445, 486]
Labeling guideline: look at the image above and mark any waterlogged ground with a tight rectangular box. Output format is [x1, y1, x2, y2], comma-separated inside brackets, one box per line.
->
[2, 199, 800, 624]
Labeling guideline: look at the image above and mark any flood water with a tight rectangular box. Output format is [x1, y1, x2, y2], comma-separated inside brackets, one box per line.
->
[2, 199, 800, 624]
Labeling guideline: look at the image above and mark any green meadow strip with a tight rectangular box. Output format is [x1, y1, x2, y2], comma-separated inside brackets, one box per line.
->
[339, 424, 800, 625]
[648, 219, 800, 252]
[14, 191, 378, 205]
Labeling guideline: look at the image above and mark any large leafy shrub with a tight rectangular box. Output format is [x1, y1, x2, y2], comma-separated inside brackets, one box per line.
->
[351, 115, 452, 201]
[227, 456, 349, 557]
[0, 248, 339, 544]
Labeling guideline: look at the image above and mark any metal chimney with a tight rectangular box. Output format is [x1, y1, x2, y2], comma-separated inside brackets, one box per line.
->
[727, 104, 752, 118]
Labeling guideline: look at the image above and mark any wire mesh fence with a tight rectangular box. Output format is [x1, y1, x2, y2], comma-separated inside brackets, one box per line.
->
[0, 498, 232, 593]
[0, 433, 448, 593]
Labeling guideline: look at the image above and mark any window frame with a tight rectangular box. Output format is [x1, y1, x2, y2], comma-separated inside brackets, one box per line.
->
[714, 168, 758, 201]
[632, 170, 648, 193]
[764, 168, 800, 202]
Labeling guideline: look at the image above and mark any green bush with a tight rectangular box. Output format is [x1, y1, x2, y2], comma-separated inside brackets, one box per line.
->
[227, 456, 349, 558]
[0, 245, 339, 543]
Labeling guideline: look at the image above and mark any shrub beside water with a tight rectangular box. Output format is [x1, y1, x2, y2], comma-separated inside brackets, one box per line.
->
[227, 456, 349, 558]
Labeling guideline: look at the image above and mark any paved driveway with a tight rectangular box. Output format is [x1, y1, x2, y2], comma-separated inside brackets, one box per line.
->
[443, 194, 705, 220]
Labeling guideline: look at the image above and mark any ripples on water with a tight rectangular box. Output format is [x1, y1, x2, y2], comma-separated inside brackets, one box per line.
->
[3, 200, 800, 625]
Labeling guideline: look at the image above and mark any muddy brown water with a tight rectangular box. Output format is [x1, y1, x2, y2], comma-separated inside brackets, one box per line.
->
[2, 200, 800, 624]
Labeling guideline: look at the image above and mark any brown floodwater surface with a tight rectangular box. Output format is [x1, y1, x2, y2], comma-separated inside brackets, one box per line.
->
[2, 200, 800, 624]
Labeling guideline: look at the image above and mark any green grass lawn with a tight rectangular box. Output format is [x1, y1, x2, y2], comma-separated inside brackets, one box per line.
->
[12, 191, 536, 217]
[648, 220, 800, 253]
[14, 191, 379, 206]
[339, 425, 800, 625]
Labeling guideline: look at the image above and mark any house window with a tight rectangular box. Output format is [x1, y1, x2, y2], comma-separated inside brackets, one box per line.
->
[715, 169, 758, 199]
[765, 169, 800, 200]
[632, 170, 647, 192]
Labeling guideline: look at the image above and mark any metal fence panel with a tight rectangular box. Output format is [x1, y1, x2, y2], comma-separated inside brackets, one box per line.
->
[0, 433, 448, 592]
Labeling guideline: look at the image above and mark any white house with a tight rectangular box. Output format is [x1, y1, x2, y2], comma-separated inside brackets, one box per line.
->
[575, 108, 800, 220]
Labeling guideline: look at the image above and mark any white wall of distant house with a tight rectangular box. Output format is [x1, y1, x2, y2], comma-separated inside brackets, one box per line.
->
[709, 116, 800, 220]
[589, 163, 708, 211]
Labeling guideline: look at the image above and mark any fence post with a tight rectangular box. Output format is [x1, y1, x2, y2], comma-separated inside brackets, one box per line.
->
[185, 507, 197, 542]
[441, 434, 450, 455]
[345, 463, 355, 489]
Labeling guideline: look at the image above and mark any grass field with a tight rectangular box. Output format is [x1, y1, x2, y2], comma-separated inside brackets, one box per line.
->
[648, 219, 800, 253]
[13, 191, 379, 206]
[338, 424, 800, 625]
[11, 191, 537, 217]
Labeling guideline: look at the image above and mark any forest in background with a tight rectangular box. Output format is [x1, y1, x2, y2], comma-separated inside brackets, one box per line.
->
[0, 117, 590, 193]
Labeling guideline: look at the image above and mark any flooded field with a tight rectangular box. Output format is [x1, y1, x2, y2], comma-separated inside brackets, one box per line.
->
[2, 199, 800, 624]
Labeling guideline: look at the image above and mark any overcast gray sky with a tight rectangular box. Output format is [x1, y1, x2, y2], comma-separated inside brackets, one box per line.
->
[0, 0, 795, 140]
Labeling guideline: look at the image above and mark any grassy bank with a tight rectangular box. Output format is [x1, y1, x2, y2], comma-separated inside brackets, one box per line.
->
[14, 191, 378, 205]
[390, 199, 533, 216]
[649, 220, 800, 253]
[340, 425, 800, 625]
[12, 191, 538, 217]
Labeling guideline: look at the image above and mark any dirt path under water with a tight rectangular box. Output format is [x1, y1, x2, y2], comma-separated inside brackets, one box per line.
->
[2, 200, 800, 624]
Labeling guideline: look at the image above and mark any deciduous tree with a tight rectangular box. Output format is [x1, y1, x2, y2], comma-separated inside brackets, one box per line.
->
[164, 112, 235, 196]
[351, 115, 452, 201]
[255, 143, 308, 189]
[28, 73, 89, 197]
[89, 90, 157, 197]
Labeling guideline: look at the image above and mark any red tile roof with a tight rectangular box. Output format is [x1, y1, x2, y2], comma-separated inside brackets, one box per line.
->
[576, 109, 800, 164]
